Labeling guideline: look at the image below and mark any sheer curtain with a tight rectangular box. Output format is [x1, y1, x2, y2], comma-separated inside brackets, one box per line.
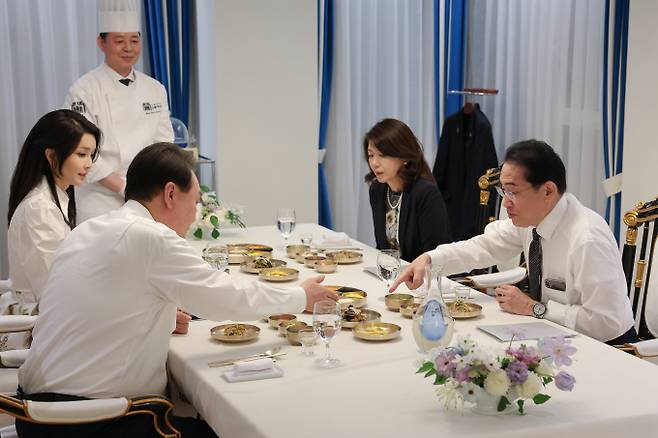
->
[467, 0, 606, 215]
[0, 1, 116, 277]
[325, 0, 436, 246]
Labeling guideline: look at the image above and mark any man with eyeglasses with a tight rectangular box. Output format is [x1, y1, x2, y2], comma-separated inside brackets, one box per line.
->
[390, 139, 637, 345]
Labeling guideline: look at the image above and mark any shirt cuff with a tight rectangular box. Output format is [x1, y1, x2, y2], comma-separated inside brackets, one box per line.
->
[427, 249, 444, 271]
[545, 299, 573, 329]
[289, 286, 307, 313]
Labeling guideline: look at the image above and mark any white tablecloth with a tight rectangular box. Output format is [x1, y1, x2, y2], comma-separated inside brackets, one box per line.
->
[168, 224, 658, 438]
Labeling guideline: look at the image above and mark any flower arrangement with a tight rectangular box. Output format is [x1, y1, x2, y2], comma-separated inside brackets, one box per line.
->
[417, 335, 576, 414]
[191, 186, 245, 239]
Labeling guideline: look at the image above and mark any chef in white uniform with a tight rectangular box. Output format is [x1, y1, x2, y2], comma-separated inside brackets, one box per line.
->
[64, 0, 174, 222]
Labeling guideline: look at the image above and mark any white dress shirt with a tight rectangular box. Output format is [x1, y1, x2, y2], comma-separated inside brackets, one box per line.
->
[8, 178, 70, 304]
[427, 193, 634, 342]
[19, 201, 306, 398]
[64, 63, 174, 221]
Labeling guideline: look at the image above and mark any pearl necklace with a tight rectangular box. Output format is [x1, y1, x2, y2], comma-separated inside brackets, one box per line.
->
[387, 186, 403, 210]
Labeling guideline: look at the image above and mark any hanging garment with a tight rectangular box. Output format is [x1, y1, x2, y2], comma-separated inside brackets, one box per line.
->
[432, 103, 498, 241]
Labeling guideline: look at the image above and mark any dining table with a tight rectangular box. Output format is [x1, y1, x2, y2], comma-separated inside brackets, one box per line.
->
[168, 223, 658, 438]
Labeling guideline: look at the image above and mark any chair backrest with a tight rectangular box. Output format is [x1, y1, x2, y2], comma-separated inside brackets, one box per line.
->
[476, 167, 502, 235]
[622, 196, 658, 339]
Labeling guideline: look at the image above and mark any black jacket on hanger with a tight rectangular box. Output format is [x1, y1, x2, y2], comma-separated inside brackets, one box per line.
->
[369, 178, 452, 263]
[432, 103, 498, 242]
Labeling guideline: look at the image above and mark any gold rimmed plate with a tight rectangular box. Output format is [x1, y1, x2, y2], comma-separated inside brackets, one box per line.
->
[353, 322, 401, 341]
[259, 267, 299, 282]
[446, 301, 483, 319]
[327, 286, 367, 308]
[210, 324, 260, 343]
[341, 308, 381, 329]
[324, 250, 363, 264]
[240, 258, 287, 274]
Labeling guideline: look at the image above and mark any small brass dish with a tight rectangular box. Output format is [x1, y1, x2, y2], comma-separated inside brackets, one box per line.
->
[400, 302, 420, 318]
[385, 293, 415, 312]
[268, 314, 297, 329]
[286, 244, 311, 258]
[341, 308, 381, 329]
[240, 258, 287, 274]
[324, 250, 363, 264]
[304, 254, 327, 269]
[353, 322, 401, 342]
[227, 243, 273, 264]
[327, 286, 368, 309]
[315, 258, 338, 274]
[259, 267, 299, 282]
[210, 324, 260, 343]
[286, 325, 316, 345]
[278, 320, 307, 336]
[446, 301, 483, 319]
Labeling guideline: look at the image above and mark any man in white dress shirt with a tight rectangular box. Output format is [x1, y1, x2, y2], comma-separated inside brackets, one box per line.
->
[17, 143, 338, 437]
[391, 140, 637, 344]
[64, 0, 174, 221]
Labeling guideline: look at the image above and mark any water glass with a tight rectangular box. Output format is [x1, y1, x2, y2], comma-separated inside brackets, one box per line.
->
[277, 208, 296, 241]
[312, 300, 341, 368]
[298, 328, 317, 356]
[455, 285, 471, 301]
[300, 233, 313, 246]
[202, 245, 229, 271]
[377, 249, 401, 293]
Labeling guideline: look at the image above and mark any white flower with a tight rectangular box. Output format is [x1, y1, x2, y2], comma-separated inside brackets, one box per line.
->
[517, 372, 542, 399]
[457, 382, 483, 403]
[435, 381, 464, 411]
[484, 370, 511, 396]
[454, 354, 469, 371]
[535, 360, 556, 377]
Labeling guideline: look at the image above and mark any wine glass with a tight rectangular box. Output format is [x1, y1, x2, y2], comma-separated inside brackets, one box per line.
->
[377, 249, 401, 293]
[277, 208, 296, 241]
[202, 245, 229, 271]
[312, 300, 342, 368]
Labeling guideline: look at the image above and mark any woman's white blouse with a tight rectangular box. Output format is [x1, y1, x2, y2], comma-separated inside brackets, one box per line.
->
[8, 178, 70, 301]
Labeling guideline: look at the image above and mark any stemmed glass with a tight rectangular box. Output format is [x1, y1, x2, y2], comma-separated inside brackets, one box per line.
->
[377, 249, 401, 293]
[312, 300, 342, 368]
[202, 245, 229, 271]
[277, 208, 296, 241]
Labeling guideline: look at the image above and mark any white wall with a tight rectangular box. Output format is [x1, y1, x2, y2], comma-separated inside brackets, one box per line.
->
[621, 0, 658, 216]
[214, 0, 318, 227]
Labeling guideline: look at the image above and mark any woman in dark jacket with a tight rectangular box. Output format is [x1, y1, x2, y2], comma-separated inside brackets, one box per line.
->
[364, 118, 451, 262]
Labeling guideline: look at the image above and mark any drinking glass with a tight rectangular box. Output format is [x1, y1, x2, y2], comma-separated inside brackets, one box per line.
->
[377, 249, 401, 293]
[300, 233, 313, 246]
[312, 300, 342, 368]
[298, 328, 317, 356]
[277, 208, 296, 241]
[455, 285, 471, 301]
[202, 245, 229, 271]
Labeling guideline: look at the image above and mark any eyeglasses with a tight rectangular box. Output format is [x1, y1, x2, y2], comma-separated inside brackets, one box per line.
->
[494, 185, 534, 201]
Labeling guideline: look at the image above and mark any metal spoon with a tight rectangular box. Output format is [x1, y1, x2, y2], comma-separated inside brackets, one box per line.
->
[208, 346, 283, 368]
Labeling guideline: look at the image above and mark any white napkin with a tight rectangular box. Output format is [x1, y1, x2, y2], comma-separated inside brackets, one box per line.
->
[232, 357, 274, 375]
[316, 231, 351, 249]
[632, 339, 658, 357]
[467, 267, 527, 288]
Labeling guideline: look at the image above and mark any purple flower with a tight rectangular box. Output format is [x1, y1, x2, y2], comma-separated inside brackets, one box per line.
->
[505, 360, 529, 384]
[507, 345, 540, 366]
[434, 349, 457, 377]
[539, 337, 577, 367]
[554, 371, 576, 391]
[453, 366, 471, 383]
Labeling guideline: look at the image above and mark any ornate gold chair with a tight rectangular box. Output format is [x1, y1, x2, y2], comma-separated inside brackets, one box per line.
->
[476, 167, 502, 235]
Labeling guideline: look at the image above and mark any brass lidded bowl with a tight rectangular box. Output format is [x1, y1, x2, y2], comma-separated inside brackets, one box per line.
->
[240, 258, 287, 274]
[327, 286, 367, 309]
[446, 301, 483, 319]
[304, 254, 327, 269]
[286, 325, 316, 345]
[315, 258, 338, 274]
[341, 308, 381, 329]
[278, 320, 307, 336]
[353, 322, 401, 342]
[324, 250, 363, 264]
[210, 323, 260, 343]
[286, 244, 311, 259]
[227, 243, 273, 264]
[385, 293, 414, 312]
[268, 314, 297, 329]
[259, 267, 299, 282]
[400, 302, 420, 318]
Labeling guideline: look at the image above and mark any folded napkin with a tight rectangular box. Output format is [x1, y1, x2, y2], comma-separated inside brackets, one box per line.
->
[223, 358, 283, 383]
[631, 339, 658, 357]
[467, 267, 527, 288]
[233, 358, 274, 375]
[316, 231, 351, 249]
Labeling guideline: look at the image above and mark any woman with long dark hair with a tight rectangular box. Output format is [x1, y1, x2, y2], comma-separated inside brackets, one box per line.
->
[7, 109, 100, 318]
[364, 118, 451, 262]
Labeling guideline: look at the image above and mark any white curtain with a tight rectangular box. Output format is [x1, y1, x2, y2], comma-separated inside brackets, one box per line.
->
[0, 0, 115, 277]
[467, 0, 606, 215]
[325, 0, 436, 246]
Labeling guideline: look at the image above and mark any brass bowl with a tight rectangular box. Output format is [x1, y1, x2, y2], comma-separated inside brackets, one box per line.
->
[326, 286, 367, 309]
[286, 325, 316, 345]
[286, 244, 310, 258]
[210, 324, 260, 343]
[400, 302, 420, 318]
[324, 250, 363, 264]
[296, 251, 315, 263]
[240, 258, 287, 274]
[353, 322, 401, 342]
[315, 258, 338, 274]
[227, 243, 273, 264]
[341, 308, 381, 329]
[304, 254, 327, 269]
[446, 301, 483, 319]
[385, 293, 415, 312]
[278, 320, 307, 336]
[259, 267, 299, 282]
[268, 314, 297, 329]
